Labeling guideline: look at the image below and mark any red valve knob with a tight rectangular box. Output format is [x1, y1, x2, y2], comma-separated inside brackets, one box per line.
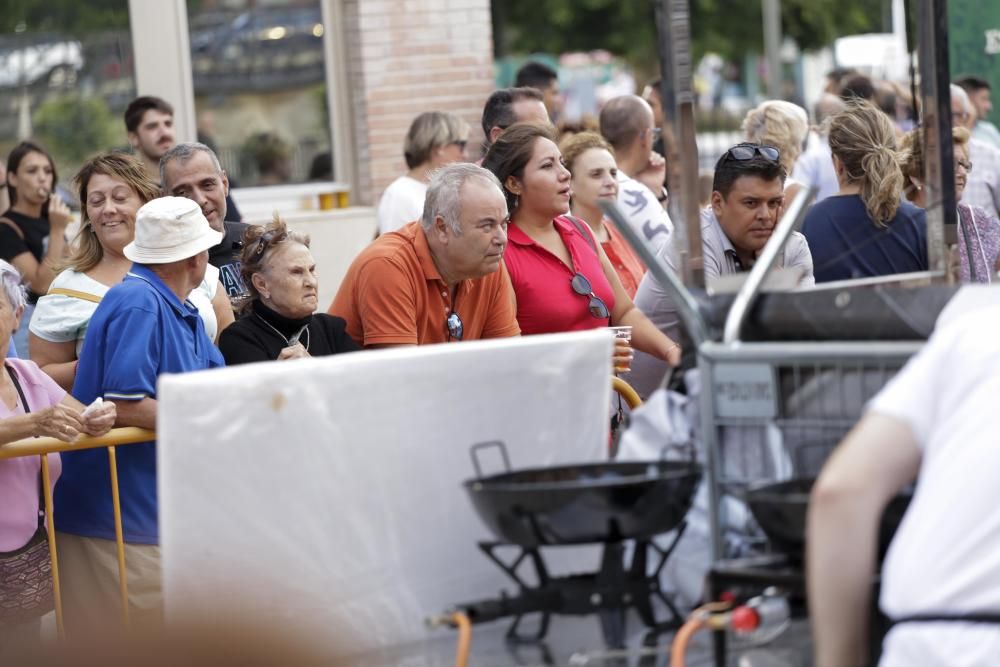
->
[730, 606, 760, 633]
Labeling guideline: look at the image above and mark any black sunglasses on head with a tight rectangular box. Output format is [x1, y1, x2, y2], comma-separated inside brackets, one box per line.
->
[446, 311, 464, 341]
[570, 273, 610, 319]
[723, 143, 781, 163]
[253, 228, 288, 257]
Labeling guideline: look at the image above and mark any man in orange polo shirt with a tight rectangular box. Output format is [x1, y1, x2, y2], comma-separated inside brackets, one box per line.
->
[330, 163, 519, 347]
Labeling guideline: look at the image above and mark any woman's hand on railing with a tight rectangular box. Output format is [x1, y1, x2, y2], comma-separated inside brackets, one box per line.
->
[32, 404, 86, 442]
[81, 401, 117, 438]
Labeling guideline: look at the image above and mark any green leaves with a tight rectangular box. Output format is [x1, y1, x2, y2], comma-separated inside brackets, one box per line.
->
[497, 0, 888, 69]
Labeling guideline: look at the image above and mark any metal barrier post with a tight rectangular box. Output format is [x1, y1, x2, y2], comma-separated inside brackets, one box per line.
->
[611, 376, 643, 411]
[0, 428, 153, 633]
[39, 454, 64, 637]
[107, 446, 131, 626]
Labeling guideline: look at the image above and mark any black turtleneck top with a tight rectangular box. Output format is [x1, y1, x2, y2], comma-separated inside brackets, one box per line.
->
[218, 299, 360, 365]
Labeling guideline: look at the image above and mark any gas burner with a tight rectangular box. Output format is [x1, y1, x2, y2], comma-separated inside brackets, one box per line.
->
[451, 534, 687, 649]
[441, 441, 703, 649]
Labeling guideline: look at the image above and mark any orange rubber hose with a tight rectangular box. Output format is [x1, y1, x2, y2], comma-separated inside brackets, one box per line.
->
[450, 612, 471, 667]
[669, 616, 706, 667]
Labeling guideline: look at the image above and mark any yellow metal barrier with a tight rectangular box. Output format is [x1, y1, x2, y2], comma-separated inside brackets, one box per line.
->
[611, 376, 643, 410]
[0, 427, 155, 635]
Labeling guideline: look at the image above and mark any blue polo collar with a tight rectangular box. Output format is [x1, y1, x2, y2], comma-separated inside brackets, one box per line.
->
[126, 264, 199, 318]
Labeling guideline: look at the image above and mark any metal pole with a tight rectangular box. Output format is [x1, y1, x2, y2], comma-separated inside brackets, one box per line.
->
[762, 0, 783, 99]
[655, 0, 704, 288]
[917, 0, 956, 275]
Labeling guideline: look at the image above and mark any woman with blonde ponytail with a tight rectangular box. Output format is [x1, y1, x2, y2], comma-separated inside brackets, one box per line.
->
[801, 100, 929, 282]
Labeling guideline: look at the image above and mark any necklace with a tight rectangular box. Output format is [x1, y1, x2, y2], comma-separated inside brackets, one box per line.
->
[254, 313, 310, 351]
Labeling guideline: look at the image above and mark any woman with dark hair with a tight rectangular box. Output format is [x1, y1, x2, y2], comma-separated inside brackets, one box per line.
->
[28, 153, 233, 390]
[0, 142, 71, 356]
[482, 122, 679, 369]
[900, 125, 1000, 283]
[801, 101, 928, 282]
[218, 216, 359, 364]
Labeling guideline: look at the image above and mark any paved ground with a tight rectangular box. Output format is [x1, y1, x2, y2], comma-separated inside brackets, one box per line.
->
[346, 612, 813, 666]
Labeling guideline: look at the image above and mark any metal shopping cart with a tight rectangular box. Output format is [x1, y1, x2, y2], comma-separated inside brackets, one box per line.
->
[603, 190, 958, 666]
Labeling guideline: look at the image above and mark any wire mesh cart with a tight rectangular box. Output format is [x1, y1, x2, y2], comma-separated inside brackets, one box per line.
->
[602, 189, 949, 666]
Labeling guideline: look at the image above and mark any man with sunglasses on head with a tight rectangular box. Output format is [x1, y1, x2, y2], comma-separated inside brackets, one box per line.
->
[624, 142, 814, 398]
[599, 95, 674, 253]
[329, 163, 520, 347]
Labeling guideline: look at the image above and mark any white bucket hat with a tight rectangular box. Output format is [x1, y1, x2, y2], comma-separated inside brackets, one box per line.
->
[124, 196, 224, 264]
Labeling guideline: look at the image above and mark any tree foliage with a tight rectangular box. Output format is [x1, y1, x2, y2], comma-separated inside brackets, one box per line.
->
[33, 95, 118, 166]
[496, 0, 890, 70]
[0, 0, 130, 36]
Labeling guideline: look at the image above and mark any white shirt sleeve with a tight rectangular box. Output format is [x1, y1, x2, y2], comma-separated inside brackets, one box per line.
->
[377, 177, 427, 235]
[28, 271, 105, 344]
[616, 175, 673, 252]
[866, 323, 956, 451]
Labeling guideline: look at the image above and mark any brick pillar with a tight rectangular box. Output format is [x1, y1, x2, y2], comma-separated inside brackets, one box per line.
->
[341, 0, 495, 206]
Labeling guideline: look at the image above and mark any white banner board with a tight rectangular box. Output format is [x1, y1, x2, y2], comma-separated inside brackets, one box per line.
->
[158, 331, 613, 659]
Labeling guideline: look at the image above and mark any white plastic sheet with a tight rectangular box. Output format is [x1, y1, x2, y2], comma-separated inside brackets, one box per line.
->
[158, 331, 612, 659]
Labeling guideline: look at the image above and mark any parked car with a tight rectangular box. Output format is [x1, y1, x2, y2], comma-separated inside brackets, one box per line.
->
[190, 7, 325, 93]
[0, 36, 83, 89]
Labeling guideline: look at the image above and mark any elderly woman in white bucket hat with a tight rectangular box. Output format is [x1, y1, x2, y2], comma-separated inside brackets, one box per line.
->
[54, 196, 226, 634]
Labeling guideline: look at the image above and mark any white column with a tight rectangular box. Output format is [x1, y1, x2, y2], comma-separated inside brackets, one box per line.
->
[320, 0, 356, 197]
[762, 0, 782, 99]
[127, 0, 196, 143]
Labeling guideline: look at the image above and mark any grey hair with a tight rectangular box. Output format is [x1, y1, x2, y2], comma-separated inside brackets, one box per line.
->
[403, 112, 470, 170]
[0, 260, 27, 311]
[159, 141, 224, 190]
[950, 84, 974, 115]
[814, 93, 847, 127]
[742, 100, 810, 173]
[421, 163, 504, 234]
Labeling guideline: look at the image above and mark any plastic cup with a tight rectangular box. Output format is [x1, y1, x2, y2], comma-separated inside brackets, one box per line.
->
[609, 325, 632, 343]
[610, 326, 633, 373]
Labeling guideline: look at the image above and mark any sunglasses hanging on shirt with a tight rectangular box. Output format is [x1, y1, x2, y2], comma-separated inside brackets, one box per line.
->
[570, 273, 610, 319]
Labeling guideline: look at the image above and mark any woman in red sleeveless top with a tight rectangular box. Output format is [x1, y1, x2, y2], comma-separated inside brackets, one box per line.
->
[483, 123, 679, 368]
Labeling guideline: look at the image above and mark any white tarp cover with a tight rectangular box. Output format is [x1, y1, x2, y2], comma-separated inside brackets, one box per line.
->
[158, 331, 612, 659]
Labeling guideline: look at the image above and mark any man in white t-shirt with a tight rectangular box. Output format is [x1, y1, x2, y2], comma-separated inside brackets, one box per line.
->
[808, 302, 1000, 667]
[599, 95, 673, 252]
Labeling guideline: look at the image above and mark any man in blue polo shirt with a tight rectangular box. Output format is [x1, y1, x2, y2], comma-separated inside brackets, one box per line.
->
[55, 196, 224, 633]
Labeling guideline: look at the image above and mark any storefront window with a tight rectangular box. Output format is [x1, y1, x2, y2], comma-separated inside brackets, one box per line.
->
[187, 0, 333, 187]
[0, 2, 135, 204]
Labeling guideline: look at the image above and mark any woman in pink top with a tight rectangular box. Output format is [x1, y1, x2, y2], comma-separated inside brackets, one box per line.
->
[482, 123, 679, 368]
[0, 260, 115, 639]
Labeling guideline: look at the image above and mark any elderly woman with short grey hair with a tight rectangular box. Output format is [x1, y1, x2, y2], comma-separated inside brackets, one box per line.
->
[0, 259, 115, 643]
[218, 217, 360, 364]
[377, 111, 470, 235]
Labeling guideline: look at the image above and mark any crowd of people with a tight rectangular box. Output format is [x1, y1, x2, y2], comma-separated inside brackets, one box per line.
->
[0, 57, 997, 659]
